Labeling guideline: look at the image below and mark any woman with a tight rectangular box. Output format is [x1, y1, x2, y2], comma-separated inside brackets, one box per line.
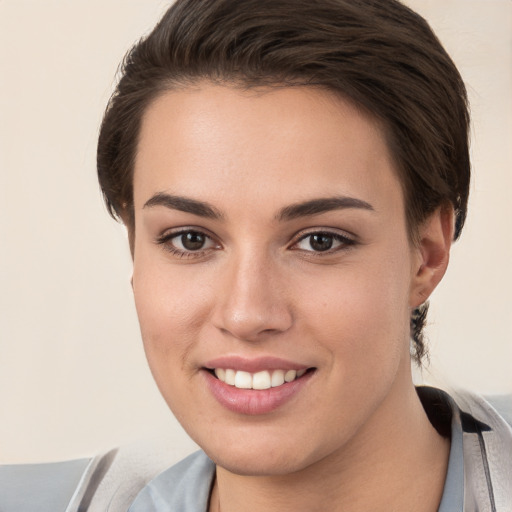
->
[1, 0, 510, 510]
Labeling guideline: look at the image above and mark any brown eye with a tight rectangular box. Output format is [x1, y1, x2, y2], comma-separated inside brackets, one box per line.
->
[293, 231, 355, 253]
[180, 231, 206, 251]
[157, 229, 218, 256]
[309, 234, 333, 252]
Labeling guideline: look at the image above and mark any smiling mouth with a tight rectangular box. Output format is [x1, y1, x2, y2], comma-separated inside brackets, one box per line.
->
[208, 368, 315, 390]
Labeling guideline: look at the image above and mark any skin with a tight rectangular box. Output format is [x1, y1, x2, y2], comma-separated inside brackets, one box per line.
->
[131, 84, 453, 512]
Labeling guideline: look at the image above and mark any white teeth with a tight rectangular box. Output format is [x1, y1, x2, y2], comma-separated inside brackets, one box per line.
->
[213, 368, 308, 389]
[271, 369, 285, 387]
[225, 369, 236, 385]
[234, 371, 252, 389]
[214, 368, 226, 381]
[284, 369, 297, 382]
[252, 371, 271, 390]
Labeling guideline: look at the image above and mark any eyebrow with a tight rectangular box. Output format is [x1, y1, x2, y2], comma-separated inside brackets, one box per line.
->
[276, 196, 374, 221]
[143, 193, 224, 219]
[143, 192, 374, 221]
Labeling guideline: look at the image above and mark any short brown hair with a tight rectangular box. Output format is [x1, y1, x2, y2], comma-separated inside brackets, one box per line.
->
[97, 0, 471, 362]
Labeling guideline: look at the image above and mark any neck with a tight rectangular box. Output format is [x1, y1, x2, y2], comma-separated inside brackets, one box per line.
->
[209, 376, 449, 512]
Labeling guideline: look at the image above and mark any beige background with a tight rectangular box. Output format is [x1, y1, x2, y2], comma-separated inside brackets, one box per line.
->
[0, 0, 511, 464]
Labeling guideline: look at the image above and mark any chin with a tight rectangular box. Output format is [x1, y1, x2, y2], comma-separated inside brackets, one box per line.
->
[193, 424, 336, 477]
[207, 447, 312, 477]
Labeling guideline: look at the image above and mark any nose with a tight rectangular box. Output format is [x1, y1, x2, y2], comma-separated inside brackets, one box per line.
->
[212, 251, 293, 342]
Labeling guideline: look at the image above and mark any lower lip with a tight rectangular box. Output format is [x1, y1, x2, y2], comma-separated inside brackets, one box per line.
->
[203, 370, 314, 415]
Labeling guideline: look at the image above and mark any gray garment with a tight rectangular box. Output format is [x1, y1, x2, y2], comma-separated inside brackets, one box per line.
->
[438, 407, 464, 511]
[1, 388, 510, 511]
[0, 458, 91, 512]
[128, 451, 215, 511]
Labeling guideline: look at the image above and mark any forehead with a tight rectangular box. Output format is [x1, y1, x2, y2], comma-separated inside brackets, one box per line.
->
[133, 84, 403, 216]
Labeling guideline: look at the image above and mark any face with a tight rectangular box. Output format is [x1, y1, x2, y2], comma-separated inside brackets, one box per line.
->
[132, 84, 429, 476]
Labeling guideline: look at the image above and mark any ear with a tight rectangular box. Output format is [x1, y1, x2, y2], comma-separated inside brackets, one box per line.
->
[409, 205, 454, 309]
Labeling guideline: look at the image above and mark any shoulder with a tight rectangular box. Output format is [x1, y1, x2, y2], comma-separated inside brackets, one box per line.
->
[77, 441, 198, 512]
[450, 389, 512, 509]
[0, 440, 196, 512]
[418, 385, 512, 432]
[484, 394, 512, 428]
[452, 389, 512, 432]
[0, 458, 92, 512]
[128, 450, 215, 512]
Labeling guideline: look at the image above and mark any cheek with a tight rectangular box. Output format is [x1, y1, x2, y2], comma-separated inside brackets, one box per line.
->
[131, 259, 217, 426]
[132, 255, 211, 371]
[300, 250, 412, 370]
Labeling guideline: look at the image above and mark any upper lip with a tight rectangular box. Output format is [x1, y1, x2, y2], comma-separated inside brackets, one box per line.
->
[203, 355, 311, 373]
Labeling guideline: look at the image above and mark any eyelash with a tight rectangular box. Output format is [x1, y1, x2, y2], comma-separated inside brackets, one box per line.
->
[155, 228, 219, 259]
[155, 228, 356, 259]
[291, 230, 356, 256]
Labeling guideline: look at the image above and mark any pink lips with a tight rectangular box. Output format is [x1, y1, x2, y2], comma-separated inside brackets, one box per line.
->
[202, 356, 314, 415]
[204, 355, 308, 373]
